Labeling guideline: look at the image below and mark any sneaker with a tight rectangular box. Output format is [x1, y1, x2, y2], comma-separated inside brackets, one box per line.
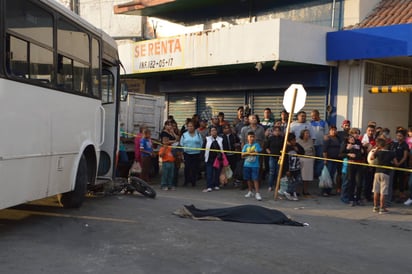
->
[284, 192, 293, 201]
[268, 187, 273, 192]
[404, 198, 412, 206]
[255, 193, 262, 201]
[372, 206, 379, 213]
[245, 191, 254, 198]
[292, 192, 299, 201]
[379, 208, 389, 214]
[214, 186, 220, 190]
[162, 187, 168, 191]
[169, 186, 176, 191]
[202, 188, 212, 192]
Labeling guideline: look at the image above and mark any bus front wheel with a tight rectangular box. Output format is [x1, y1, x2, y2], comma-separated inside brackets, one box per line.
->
[60, 155, 88, 208]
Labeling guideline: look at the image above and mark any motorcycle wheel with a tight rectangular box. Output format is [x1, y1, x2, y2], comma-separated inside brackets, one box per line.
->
[129, 176, 157, 199]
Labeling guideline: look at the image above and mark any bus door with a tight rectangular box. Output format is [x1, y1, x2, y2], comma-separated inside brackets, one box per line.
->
[98, 66, 119, 179]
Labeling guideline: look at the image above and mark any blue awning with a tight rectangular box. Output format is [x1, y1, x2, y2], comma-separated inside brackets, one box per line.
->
[327, 23, 412, 61]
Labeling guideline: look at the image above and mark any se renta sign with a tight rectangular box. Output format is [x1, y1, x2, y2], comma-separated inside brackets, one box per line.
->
[133, 37, 185, 73]
[282, 84, 306, 114]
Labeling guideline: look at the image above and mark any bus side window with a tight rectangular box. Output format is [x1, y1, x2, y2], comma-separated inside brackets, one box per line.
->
[7, 35, 29, 78]
[102, 71, 114, 104]
[57, 54, 73, 90]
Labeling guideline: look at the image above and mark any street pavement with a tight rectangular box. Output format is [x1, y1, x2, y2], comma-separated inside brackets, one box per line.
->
[0, 171, 411, 274]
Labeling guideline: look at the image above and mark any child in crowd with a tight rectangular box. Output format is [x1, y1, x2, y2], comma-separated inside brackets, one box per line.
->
[282, 133, 304, 201]
[265, 126, 283, 192]
[242, 131, 263, 201]
[159, 136, 175, 190]
[370, 138, 398, 214]
[140, 128, 154, 182]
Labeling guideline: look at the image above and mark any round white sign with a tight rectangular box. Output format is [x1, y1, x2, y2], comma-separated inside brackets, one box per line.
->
[283, 84, 307, 114]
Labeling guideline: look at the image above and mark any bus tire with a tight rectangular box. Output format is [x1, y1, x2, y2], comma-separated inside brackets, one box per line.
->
[60, 155, 88, 208]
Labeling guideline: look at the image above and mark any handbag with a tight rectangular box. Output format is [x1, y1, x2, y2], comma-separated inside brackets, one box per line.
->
[213, 157, 221, 169]
[222, 152, 229, 167]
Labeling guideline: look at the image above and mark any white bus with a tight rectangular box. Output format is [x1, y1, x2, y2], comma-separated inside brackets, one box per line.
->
[0, 0, 124, 209]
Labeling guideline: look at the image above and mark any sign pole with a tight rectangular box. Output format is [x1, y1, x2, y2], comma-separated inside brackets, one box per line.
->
[274, 88, 298, 200]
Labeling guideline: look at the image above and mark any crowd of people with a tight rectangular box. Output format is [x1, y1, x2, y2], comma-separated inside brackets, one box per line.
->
[131, 106, 412, 214]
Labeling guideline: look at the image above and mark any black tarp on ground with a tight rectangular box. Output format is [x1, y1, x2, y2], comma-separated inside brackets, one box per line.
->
[174, 204, 306, 226]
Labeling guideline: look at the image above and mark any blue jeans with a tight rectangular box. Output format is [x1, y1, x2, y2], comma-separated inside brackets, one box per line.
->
[407, 173, 412, 199]
[314, 145, 324, 178]
[161, 162, 175, 188]
[322, 161, 338, 194]
[267, 157, 280, 188]
[340, 172, 349, 203]
[205, 161, 221, 189]
[287, 170, 302, 194]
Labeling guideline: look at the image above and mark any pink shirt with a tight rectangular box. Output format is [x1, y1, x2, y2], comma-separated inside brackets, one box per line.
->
[134, 133, 143, 164]
[406, 136, 412, 150]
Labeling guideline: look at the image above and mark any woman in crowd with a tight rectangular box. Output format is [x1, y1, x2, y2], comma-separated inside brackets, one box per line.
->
[339, 128, 365, 206]
[297, 129, 315, 196]
[203, 126, 224, 192]
[180, 120, 203, 187]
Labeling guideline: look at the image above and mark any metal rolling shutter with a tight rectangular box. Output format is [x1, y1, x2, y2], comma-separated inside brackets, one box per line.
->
[167, 94, 197, 127]
[303, 89, 328, 120]
[251, 89, 284, 120]
[197, 92, 245, 123]
[252, 88, 328, 120]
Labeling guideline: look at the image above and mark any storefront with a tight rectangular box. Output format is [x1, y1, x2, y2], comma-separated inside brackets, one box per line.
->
[327, 23, 412, 130]
[155, 66, 332, 126]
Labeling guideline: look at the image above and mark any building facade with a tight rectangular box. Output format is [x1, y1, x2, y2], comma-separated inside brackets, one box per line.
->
[62, 0, 412, 132]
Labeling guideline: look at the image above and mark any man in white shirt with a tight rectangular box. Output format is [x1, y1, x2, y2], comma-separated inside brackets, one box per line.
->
[311, 109, 329, 178]
[290, 111, 316, 143]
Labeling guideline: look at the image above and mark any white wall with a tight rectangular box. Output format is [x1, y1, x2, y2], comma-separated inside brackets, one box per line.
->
[343, 0, 381, 27]
[362, 85, 409, 134]
[78, 0, 142, 38]
[336, 61, 364, 129]
[124, 19, 334, 74]
[336, 61, 410, 133]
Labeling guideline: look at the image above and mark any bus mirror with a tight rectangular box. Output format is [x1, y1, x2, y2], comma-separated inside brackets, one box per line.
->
[120, 82, 128, 101]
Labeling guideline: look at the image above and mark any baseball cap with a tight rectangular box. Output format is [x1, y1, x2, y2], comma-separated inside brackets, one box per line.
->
[342, 120, 350, 126]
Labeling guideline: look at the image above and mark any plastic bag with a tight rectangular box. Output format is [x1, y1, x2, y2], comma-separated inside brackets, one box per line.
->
[367, 148, 378, 165]
[129, 161, 142, 175]
[278, 176, 289, 195]
[219, 168, 228, 185]
[223, 166, 233, 179]
[318, 166, 333, 189]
